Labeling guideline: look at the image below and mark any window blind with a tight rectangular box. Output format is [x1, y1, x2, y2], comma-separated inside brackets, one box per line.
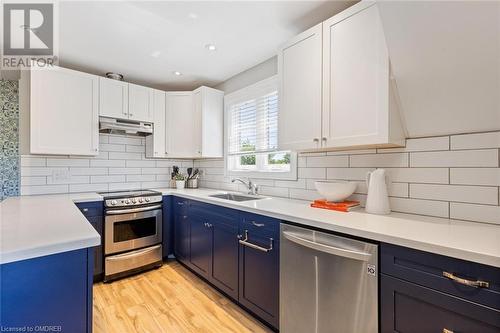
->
[228, 90, 278, 156]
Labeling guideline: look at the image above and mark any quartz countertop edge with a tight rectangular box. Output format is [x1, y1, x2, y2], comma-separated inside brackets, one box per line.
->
[2, 188, 499, 267]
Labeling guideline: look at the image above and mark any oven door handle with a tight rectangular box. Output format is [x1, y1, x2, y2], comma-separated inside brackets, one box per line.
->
[106, 204, 162, 215]
[106, 244, 162, 260]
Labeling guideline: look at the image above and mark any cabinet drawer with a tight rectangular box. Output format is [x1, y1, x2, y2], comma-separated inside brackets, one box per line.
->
[381, 274, 500, 333]
[240, 212, 279, 236]
[381, 243, 500, 310]
[76, 201, 103, 217]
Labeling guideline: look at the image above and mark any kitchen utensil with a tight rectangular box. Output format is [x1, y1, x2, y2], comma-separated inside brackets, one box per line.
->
[365, 169, 391, 215]
[314, 181, 357, 202]
[187, 168, 193, 180]
[191, 168, 199, 179]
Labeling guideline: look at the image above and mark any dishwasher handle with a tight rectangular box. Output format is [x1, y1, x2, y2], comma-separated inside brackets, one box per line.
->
[282, 231, 372, 262]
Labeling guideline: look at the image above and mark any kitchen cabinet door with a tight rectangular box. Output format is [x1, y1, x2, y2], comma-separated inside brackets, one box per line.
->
[322, 3, 404, 148]
[165, 92, 198, 158]
[195, 86, 224, 158]
[145, 89, 167, 158]
[30, 65, 99, 156]
[189, 214, 212, 278]
[76, 201, 104, 282]
[129, 83, 153, 122]
[210, 214, 239, 301]
[173, 213, 190, 263]
[238, 224, 279, 329]
[381, 274, 500, 333]
[278, 23, 323, 151]
[99, 77, 129, 119]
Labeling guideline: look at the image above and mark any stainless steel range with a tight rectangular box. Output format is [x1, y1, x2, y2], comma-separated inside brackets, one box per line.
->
[99, 190, 163, 282]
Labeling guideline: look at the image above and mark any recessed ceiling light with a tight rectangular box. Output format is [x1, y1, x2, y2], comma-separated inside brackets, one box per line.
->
[173, 71, 182, 76]
[205, 44, 217, 51]
[188, 12, 198, 19]
[151, 51, 161, 58]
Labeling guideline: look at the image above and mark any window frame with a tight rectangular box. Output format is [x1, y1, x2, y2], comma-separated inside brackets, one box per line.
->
[224, 75, 298, 180]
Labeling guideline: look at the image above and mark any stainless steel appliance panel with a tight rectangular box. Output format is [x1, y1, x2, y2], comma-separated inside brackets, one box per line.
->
[105, 207, 162, 255]
[105, 244, 162, 277]
[280, 224, 378, 333]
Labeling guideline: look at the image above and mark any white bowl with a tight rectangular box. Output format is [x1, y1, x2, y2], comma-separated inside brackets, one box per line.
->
[314, 181, 357, 202]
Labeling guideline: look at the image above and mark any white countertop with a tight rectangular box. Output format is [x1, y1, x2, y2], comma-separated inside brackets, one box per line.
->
[2, 188, 499, 267]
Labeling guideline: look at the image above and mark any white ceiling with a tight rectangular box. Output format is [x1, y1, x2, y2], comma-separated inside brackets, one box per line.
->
[58, 1, 355, 90]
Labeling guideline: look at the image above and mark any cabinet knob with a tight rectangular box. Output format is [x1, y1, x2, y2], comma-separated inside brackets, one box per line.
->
[442, 329, 454, 333]
[129, 113, 134, 116]
[313, 138, 319, 143]
[82, 208, 88, 212]
[322, 137, 327, 142]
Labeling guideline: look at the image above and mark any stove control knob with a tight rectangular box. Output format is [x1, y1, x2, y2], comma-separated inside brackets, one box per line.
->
[131, 198, 137, 204]
[145, 197, 151, 202]
[110, 200, 117, 206]
[124, 199, 130, 204]
[138, 198, 144, 203]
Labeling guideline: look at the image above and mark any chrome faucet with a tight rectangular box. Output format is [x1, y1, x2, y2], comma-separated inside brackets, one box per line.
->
[232, 178, 259, 195]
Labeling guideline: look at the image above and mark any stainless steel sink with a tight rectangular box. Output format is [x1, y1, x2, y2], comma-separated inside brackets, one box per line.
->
[209, 193, 264, 202]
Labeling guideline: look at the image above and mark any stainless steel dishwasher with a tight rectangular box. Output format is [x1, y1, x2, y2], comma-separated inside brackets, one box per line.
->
[280, 224, 378, 333]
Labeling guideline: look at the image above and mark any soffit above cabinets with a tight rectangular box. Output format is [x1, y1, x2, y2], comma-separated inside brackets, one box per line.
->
[378, 1, 500, 138]
[58, 1, 355, 91]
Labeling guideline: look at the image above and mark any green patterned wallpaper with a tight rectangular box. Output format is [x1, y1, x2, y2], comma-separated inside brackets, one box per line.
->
[0, 80, 20, 201]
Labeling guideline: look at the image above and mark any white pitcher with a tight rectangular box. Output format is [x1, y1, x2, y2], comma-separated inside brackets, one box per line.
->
[365, 169, 391, 215]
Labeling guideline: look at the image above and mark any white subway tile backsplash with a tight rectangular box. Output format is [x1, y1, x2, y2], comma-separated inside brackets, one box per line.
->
[378, 136, 449, 153]
[289, 188, 320, 201]
[100, 143, 126, 152]
[126, 145, 145, 153]
[307, 156, 348, 168]
[258, 186, 289, 198]
[21, 167, 67, 177]
[108, 167, 141, 175]
[108, 182, 141, 191]
[20, 156, 46, 167]
[298, 156, 307, 167]
[385, 168, 449, 184]
[327, 168, 375, 181]
[390, 197, 449, 218]
[298, 167, 326, 179]
[450, 168, 500, 186]
[21, 185, 69, 195]
[90, 159, 126, 168]
[126, 160, 156, 168]
[410, 150, 498, 167]
[70, 167, 107, 176]
[69, 183, 108, 193]
[108, 152, 142, 160]
[47, 175, 89, 185]
[142, 167, 169, 175]
[108, 136, 142, 146]
[47, 158, 89, 167]
[21, 176, 46, 186]
[410, 184, 498, 205]
[127, 174, 156, 182]
[140, 181, 170, 188]
[91, 175, 125, 183]
[274, 179, 307, 189]
[450, 203, 500, 225]
[451, 132, 500, 150]
[350, 153, 408, 167]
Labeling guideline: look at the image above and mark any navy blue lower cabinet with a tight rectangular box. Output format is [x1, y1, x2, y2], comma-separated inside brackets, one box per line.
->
[76, 201, 104, 282]
[210, 214, 239, 301]
[238, 213, 280, 329]
[162, 196, 173, 259]
[189, 214, 212, 278]
[381, 274, 500, 333]
[173, 213, 190, 263]
[0, 249, 94, 333]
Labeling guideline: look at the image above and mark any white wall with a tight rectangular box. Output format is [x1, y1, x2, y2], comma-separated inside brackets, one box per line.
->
[215, 57, 277, 94]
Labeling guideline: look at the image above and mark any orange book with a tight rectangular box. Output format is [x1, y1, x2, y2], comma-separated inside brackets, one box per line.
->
[310, 199, 360, 212]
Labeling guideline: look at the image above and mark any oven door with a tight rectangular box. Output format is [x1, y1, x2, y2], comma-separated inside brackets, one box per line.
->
[105, 205, 162, 255]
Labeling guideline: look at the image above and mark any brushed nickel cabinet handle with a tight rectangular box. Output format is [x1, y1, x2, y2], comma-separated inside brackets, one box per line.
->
[313, 138, 319, 143]
[443, 271, 489, 288]
[238, 230, 273, 253]
[251, 221, 265, 227]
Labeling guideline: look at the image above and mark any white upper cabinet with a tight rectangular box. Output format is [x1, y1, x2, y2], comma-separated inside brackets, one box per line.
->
[322, 3, 404, 149]
[278, 23, 323, 151]
[278, 2, 405, 152]
[159, 87, 223, 159]
[145, 89, 166, 158]
[128, 83, 153, 122]
[196, 86, 224, 158]
[99, 77, 128, 120]
[165, 92, 196, 158]
[30, 65, 99, 156]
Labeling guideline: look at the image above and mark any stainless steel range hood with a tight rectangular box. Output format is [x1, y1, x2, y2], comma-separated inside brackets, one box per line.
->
[99, 117, 153, 136]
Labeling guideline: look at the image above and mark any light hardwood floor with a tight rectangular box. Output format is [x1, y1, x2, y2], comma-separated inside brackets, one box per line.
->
[93, 261, 273, 333]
